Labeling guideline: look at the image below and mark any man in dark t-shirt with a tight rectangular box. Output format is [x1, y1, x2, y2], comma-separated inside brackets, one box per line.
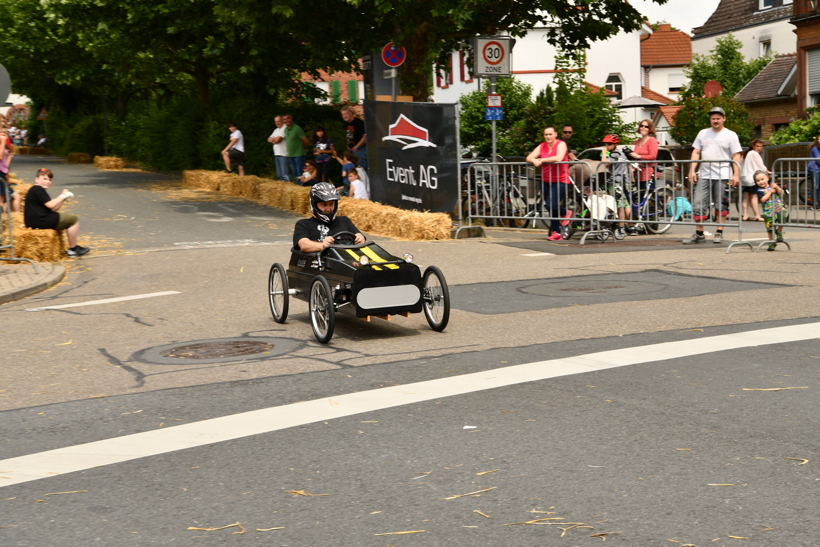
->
[341, 106, 367, 172]
[294, 182, 365, 252]
[24, 167, 90, 257]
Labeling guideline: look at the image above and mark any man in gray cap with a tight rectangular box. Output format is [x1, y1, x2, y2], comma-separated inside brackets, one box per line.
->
[683, 106, 742, 244]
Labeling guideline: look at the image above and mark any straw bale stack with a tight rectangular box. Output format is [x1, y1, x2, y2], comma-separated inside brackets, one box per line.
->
[2, 212, 65, 262]
[180, 170, 451, 240]
[13, 146, 49, 155]
[94, 156, 125, 170]
[67, 153, 92, 164]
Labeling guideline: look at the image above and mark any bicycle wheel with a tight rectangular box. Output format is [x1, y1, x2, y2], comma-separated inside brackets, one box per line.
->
[422, 266, 450, 332]
[309, 276, 335, 344]
[268, 263, 289, 323]
[643, 187, 673, 234]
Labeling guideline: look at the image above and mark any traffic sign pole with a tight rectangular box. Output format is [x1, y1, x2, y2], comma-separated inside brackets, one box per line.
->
[491, 77, 497, 164]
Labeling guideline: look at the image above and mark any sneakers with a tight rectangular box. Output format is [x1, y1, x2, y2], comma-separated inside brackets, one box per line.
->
[614, 226, 626, 240]
[547, 232, 563, 241]
[713, 231, 723, 244]
[776, 233, 784, 243]
[767, 242, 777, 252]
[627, 226, 638, 236]
[223, 169, 233, 174]
[66, 246, 90, 257]
[682, 232, 705, 245]
[560, 211, 573, 227]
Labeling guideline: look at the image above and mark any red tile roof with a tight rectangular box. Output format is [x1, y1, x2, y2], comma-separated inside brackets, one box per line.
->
[641, 24, 692, 66]
[655, 105, 683, 125]
[642, 86, 674, 105]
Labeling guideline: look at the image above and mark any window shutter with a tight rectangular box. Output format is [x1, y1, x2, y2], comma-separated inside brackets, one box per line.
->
[808, 49, 820, 95]
[459, 51, 466, 82]
[331, 81, 341, 104]
[347, 80, 358, 103]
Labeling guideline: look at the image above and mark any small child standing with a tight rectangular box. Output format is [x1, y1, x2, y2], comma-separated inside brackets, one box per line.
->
[600, 134, 633, 239]
[754, 170, 785, 251]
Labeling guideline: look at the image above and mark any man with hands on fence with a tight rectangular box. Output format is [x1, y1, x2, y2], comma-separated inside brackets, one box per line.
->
[683, 106, 742, 245]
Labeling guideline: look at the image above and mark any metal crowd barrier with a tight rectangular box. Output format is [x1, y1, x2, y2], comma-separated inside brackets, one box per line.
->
[764, 158, 820, 252]
[460, 158, 749, 250]
[0, 180, 39, 272]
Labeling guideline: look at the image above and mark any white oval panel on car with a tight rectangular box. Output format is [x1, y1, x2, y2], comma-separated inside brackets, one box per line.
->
[357, 285, 421, 310]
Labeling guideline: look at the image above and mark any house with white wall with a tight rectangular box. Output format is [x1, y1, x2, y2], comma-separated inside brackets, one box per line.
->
[691, 0, 795, 59]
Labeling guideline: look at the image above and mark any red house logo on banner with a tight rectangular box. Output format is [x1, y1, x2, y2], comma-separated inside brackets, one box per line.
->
[382, 114, 438, 150]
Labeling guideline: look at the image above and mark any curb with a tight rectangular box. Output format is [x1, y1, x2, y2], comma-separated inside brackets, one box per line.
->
[0, 263, 66, 306]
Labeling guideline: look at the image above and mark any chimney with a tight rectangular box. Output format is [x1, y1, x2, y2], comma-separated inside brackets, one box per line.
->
[658, 23, 672, 32]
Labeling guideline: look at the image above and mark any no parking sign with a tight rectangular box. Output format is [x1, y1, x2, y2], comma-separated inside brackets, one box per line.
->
[381, 43, 406, 68]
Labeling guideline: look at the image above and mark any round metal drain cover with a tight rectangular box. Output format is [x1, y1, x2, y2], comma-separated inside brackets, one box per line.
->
[161, 341, 275, 359]
[133, 336, 300, 365]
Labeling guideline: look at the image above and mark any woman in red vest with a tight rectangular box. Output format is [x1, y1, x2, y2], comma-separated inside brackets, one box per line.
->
[526, 125, 572, 240]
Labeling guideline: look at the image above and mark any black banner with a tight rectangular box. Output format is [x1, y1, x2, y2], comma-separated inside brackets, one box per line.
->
[364, 101, 458, 214]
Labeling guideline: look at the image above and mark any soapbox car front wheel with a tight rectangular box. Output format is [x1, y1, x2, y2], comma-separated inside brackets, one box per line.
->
[268, 263, 289, 323]
[422, 266, 450, 332]
[309, 275, 335, 344]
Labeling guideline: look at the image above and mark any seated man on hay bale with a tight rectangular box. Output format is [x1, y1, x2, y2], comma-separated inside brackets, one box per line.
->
[294, 182, 365, 253]
[24, 168, 90, 257]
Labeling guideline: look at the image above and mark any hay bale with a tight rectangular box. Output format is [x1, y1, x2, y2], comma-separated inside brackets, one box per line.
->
[180, 170, 451, 240]
[13, 146, 49, 155]
[66, 152, 92, 164]
[2, 212, 65, 262]
[94, 156, 125, 170]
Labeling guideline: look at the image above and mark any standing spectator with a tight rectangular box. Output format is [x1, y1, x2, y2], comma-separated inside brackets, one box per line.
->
[8, 125, 17, 145]
[0, 131, 19, 213]
[267, 115, 290, 182]
[560, 125, 578, 160]
[682, 106, 742, 245]
[341, 106, 367, 171]
[526, 125, 573, 241]
[283, 113, 309, 182]
[808, 135, 820, 210]
[312, 126, 335, 182]
[740, 139, 768, 220]
[629, 119, 659, 190]
[19, 127, 27, 146]
[221, 122, 245, 176]
[24, 168, 89, 257]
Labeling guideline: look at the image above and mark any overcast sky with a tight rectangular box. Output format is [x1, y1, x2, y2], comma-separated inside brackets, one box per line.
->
[631, 0, 714, 35]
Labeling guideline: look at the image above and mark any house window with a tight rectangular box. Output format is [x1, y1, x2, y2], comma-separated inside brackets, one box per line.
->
[754, 125, 763, 139]
[605, 74, 623, 100]
[808, 49, 820, 108]
[760, 41, 771, 57]
[313, 82, 330, 104]
[668, 73, 686, 93]
[759, 0, 772, 9]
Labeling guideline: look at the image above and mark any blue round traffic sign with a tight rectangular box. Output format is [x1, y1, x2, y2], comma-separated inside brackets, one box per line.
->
[382, 43, 406, 68]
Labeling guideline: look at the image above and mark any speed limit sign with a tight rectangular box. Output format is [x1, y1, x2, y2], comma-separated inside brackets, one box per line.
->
[472, 36, 512, 77]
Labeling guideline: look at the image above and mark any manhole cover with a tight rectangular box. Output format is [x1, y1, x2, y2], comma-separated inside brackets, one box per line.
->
[133, 337, 300, 365]
[160, 341, 275, 359]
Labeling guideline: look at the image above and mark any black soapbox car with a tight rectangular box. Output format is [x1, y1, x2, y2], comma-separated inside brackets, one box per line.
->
[268, 232, 450, 343]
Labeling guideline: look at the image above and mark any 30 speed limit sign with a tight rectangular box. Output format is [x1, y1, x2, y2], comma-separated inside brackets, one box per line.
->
[472, 36, 512, 77]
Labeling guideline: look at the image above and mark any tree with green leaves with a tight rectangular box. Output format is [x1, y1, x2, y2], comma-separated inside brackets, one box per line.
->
[669, 96, 754, 145]
[458, 78, 534, 157]
[678, 33, 772, 100]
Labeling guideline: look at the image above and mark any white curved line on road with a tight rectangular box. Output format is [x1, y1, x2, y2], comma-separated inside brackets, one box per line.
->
[1, 321, 818, 487]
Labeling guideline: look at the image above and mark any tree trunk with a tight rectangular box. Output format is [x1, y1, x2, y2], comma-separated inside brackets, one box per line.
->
[399, 25, 431, 102]
[194, 65, 211, 108]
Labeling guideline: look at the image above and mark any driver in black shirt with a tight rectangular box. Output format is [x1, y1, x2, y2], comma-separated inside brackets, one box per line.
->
[294, 182, 365, 252]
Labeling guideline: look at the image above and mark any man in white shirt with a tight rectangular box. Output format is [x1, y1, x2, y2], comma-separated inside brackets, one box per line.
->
[221, 122, 245, 176]
[683, 106, 742, 245]
[267, 115, 290, 182]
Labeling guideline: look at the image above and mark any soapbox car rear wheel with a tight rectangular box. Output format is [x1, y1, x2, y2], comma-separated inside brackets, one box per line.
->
[268, 263, 289, 323]
[309, 275, 335, 344]
[422, 266, 450, 332]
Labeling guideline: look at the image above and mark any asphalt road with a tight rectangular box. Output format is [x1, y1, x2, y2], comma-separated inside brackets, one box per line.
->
[2, 156, 820, 546]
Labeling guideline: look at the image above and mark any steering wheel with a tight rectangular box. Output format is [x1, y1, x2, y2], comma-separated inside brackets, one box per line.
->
[330, 231, 357, 245]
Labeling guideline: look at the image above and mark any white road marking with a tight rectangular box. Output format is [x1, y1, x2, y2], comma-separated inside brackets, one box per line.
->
[1, 322, 818, 487]
[521, 252, 555, 256]
[25, 291, 181, 312]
